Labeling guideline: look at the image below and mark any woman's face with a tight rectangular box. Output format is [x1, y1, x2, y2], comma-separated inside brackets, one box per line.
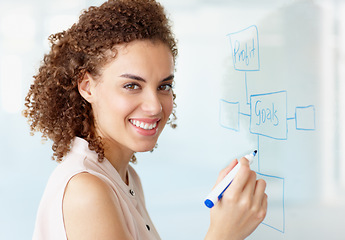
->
[81, 40, 175, 155]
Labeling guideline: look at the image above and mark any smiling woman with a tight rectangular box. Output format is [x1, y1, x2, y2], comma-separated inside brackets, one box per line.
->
[23, 0, 267, 240]
[77, 40, 175, 179]
[23, 0, 178, 164]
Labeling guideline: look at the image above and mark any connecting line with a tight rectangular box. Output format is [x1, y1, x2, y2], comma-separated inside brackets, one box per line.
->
[257, 135, 260, 172]
[239, 112, 251, 117]
[261, 222, 285, 233]
[245, 72, 250, 105]
[287, 116, 295, 121]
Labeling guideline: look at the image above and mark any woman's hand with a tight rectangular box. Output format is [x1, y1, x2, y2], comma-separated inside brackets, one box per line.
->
[205, 157, 268, 240]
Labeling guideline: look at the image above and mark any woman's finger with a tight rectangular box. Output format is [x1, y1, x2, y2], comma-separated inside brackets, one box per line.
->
[241, 170, 257, 198]
[253, 179, 268, 220]
[253, 179, 267, 206]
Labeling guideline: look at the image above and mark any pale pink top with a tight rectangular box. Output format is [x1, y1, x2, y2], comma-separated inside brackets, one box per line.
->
[32, 137, 160, 240]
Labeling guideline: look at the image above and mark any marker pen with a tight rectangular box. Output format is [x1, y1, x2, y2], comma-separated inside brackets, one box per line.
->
[204, 150, 257, 208]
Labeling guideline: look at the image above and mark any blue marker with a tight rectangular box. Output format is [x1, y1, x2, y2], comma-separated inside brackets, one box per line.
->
[204, 150, 257, 208]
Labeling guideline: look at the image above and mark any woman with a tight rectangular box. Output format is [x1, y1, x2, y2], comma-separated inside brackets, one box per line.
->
[24, 0, 267, 239]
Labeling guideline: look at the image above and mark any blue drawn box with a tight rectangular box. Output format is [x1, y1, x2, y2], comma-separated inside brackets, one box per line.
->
[227, 25, 260, 71]
[256, 173, 285, 233]
[250, 91, 287, 140]
[295, 105, 316, 130]
[219, 99, 240, 131]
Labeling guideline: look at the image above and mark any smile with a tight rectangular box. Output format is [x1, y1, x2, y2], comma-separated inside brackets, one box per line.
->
[129, 119, 158, 130]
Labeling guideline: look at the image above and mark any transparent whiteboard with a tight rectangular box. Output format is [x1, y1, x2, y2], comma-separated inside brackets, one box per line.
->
[1, 0, 345, 239]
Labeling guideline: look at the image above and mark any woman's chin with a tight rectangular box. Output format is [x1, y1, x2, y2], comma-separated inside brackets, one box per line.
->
[133, 142, 158, 153]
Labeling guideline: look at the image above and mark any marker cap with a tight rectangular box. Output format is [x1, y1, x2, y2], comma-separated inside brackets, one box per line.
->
[204, 199, 214, 208]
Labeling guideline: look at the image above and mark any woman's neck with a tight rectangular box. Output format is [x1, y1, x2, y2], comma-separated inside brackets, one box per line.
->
[103, 143, 134, 185]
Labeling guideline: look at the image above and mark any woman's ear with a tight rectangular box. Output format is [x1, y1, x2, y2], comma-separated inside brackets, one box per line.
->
[78, 72, 94, 103]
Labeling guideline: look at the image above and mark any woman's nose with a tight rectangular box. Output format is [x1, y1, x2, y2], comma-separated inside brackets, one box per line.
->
[141, 91, 162, 116]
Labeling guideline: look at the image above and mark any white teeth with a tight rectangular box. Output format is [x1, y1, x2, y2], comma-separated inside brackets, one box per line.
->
[130, 120, 157, 130]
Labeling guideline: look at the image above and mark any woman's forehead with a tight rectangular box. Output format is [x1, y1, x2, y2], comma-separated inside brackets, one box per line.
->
[98, 40, 174, 79]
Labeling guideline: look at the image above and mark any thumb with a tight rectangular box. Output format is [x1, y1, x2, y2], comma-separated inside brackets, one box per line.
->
[213, 159, 238, 188]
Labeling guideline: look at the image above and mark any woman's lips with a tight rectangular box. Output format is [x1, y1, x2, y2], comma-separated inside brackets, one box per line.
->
[129, 118, 160, 136]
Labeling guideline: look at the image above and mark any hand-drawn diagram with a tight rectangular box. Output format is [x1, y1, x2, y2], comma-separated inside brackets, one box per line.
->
[220, 25, 316, 233]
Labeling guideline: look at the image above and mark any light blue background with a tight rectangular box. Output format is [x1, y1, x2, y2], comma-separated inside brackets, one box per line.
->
[1, 0, 345, 239]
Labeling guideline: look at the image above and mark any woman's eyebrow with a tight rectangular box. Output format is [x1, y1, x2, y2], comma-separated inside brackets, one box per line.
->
[162, 74, 174, 82]
[120, 73, 145, 82]
[120, 73, 174, 82]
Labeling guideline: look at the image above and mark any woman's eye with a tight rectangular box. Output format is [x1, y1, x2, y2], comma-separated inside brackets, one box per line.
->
[158, 84, 173, 91]
[124, 83, 140, 90]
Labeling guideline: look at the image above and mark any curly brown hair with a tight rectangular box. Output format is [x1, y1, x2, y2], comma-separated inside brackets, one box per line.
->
[23, 0, 178, 162]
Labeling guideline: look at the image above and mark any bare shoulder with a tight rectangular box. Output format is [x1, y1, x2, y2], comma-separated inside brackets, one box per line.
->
[64, 172, 113, 204]
[63, 172, 133, 240]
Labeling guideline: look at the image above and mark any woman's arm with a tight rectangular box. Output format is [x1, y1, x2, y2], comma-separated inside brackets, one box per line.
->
[205, 158, 268, 240]
[63, 172, 133, 240]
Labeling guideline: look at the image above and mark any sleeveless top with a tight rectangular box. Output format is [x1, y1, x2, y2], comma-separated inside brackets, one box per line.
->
[32, 137, 160, 240]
